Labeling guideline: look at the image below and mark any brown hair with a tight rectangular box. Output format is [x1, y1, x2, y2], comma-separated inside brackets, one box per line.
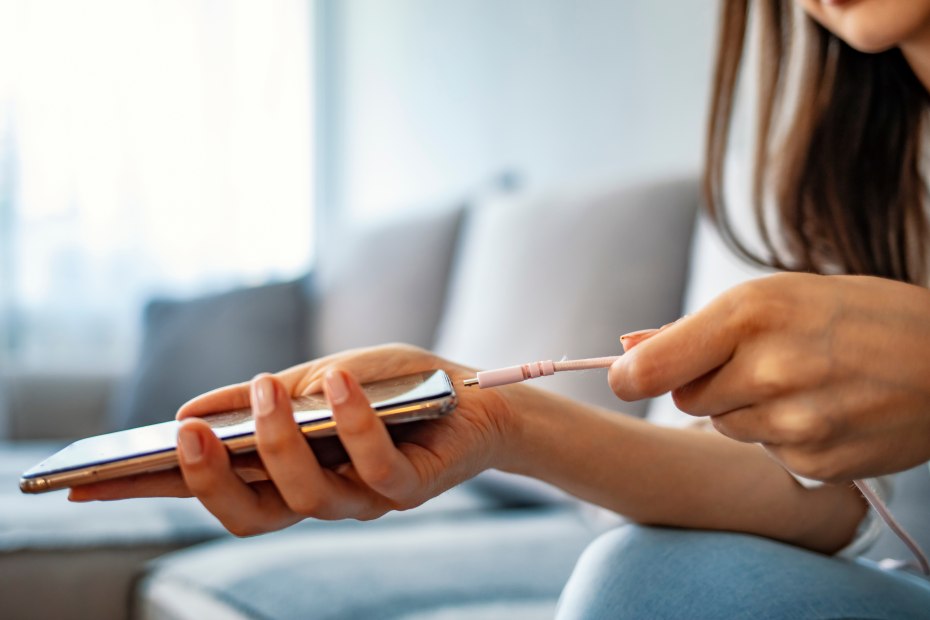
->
[704, 0, 929, 283]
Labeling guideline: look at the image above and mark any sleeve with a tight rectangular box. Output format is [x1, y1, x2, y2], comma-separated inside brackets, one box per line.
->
[647, 392, 892, 557]
[836, 476, 893, 558]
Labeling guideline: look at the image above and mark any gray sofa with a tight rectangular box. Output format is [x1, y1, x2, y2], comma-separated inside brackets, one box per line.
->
[2, 175, 927, 619]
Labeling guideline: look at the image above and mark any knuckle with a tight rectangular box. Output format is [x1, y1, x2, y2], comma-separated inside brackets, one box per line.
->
[184, 471, 218, 499]
[780, 451, 843, 483]
[726, 279, 792, 334]
[670, 381, 701, 414]
[226, 520, 262, 538]
[338, 410, 379, 436]
[771, 406, 831, 444]
[362, 461, 401, 491]
[286, 494, 326, 517]
[257, 432, 293, 458]
[800, 415, 833, 445]
[746, 358, 789, 398]
[746, 352, 830, 401]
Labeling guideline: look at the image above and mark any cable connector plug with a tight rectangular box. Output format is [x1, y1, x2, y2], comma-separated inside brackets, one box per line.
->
[463, 356, 620, 389]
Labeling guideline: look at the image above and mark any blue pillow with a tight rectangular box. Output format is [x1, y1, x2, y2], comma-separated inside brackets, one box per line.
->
[108, 276, 313, 430]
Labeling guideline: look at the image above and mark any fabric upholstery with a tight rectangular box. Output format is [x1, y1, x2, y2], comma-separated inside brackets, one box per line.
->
[314, 205, 465, 356]
[433, 176, 698, 417]
[108, 277, 312, 430]
[2, 371, 115, 440]
[0, 441, 228, 620]
[136, 506, 598, 620]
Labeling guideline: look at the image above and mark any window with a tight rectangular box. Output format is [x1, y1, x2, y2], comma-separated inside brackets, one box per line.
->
[0, 0, 314, 371]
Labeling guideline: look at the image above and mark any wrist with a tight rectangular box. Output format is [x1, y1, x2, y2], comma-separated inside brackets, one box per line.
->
[484, 385, 529, 473]
[486, 383, 579, 476]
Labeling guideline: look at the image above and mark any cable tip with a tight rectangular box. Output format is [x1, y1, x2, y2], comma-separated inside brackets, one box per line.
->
[463, 377, 479, 387]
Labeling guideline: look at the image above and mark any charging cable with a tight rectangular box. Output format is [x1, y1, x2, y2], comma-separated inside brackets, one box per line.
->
[464, 357, 930, 575]
[855, 479, 929, 575]
[463, 356, 620, 389]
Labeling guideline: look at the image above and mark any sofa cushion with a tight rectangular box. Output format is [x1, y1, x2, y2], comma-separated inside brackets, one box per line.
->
[431, 177, 698, 506]
[434, 176, 698, 417]
[0, 441, 228, 620]
[2, 370, 116, 440]
[136, 507, 598, 620]
[313, 204, 465, 356]
[108, 277, 313, 430]
[3, 442, 517, 620]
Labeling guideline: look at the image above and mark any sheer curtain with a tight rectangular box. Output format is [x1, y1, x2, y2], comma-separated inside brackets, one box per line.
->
[0, 0, 314, 371]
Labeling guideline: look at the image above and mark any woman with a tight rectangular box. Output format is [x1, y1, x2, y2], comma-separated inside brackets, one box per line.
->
[74, 0, 930, 617]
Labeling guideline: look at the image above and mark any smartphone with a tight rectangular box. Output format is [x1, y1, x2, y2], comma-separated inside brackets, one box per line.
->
[20, 369, 456, 494]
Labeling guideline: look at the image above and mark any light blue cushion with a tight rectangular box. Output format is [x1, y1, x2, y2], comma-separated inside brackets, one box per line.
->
[138, 506, 599, 620]
[1, 441, 228, 620]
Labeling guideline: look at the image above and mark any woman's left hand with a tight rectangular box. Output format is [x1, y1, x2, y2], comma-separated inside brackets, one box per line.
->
[69, 344, 516, 536]
[609, 273, 930, 482]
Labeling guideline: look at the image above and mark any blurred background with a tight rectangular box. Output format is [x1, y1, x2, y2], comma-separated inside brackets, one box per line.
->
[5, 4, 928, 619]
[0, 0, 715, 378]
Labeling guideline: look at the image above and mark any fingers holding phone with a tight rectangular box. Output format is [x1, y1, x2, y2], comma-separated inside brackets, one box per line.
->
[248, 372, 387, 522]
[174, 370, 426, 534]
[324, 370, 421, 504]
[41, 344, 510, 538]
[176, 416, 299, 536]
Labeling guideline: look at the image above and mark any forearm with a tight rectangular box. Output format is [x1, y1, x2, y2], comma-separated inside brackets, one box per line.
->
[494, 385, 867, 554]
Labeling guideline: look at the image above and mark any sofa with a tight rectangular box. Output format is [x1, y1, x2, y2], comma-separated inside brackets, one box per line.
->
[1, 174, 927, 620]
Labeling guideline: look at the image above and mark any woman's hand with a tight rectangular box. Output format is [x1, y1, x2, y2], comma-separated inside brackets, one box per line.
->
[69, 344, 515, 536]
[609, 273, 930, 482]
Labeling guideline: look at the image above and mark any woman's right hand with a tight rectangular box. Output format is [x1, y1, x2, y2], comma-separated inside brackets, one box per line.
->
[69, 344, 517, 536]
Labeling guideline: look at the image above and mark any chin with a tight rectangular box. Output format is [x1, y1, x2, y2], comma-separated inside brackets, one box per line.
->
[828, 17, 906, 53]
[836, 32, 898, 54]
[802, 0, 930, 54]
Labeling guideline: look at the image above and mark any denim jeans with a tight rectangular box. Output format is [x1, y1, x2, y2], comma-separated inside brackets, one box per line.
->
[556, 525, 930, 619]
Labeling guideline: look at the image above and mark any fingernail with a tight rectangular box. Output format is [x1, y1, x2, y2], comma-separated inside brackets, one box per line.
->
[325, 370, 350, 405]
[620, 329, 659, 352]
[620, 328, 658, 342]
[252, 375, 276, 418]
[178, 426, 203, 464]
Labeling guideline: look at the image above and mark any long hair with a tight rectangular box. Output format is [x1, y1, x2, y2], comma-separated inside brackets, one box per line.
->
[704, 0, 929, 283]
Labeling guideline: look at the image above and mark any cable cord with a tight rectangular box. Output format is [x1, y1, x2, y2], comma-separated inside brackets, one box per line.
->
[854, 479, 930, 575]
[464, 358, 930, 575]
[462, 356, 620, 388]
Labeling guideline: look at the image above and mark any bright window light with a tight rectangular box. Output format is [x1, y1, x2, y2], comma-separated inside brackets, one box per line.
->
[0, 0, 314, 371]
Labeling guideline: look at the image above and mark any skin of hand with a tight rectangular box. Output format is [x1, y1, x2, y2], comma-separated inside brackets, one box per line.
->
[70, 338, 866, 552]
[609, 272, 930, 483]
[70, 344, 516, 536]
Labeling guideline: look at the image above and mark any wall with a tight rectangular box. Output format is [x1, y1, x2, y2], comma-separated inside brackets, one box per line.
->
[324, 0, 718, 222]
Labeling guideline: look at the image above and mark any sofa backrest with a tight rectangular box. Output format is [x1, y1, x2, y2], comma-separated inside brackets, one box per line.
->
[314, 175, 699, 418]
[434, 176, 699, 417]
[312, 205, 467, 356]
